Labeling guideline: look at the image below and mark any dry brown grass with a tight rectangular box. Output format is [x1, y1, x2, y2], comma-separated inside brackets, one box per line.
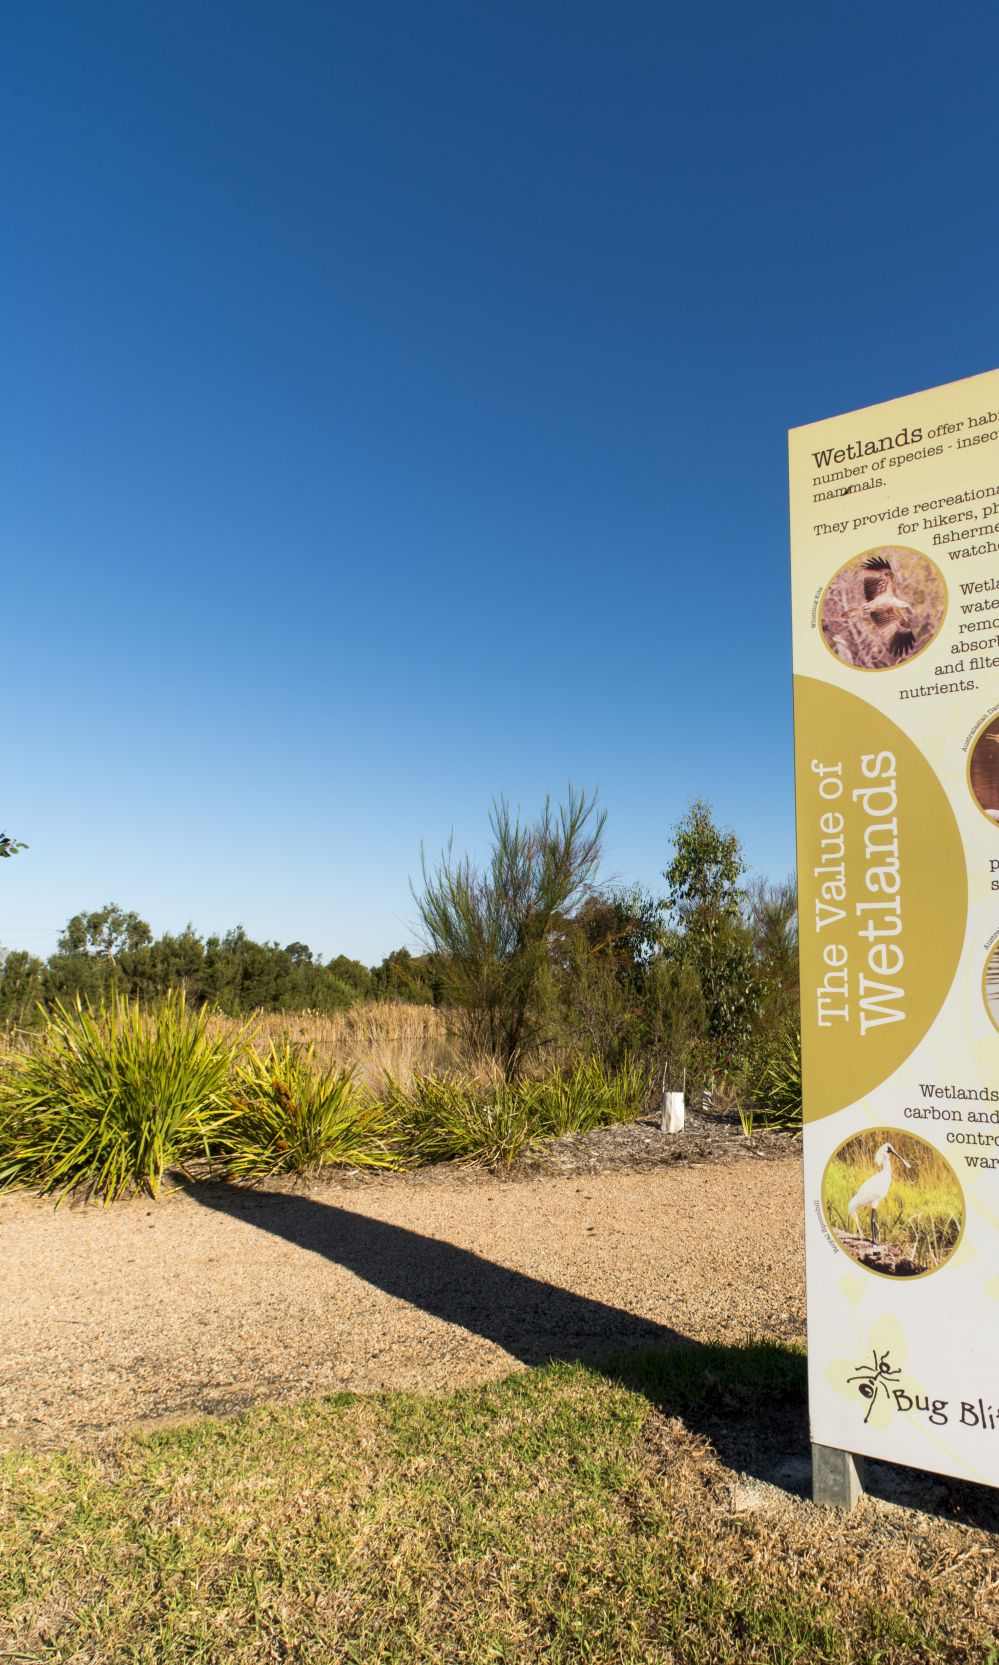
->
[2, 1000, 577, 1094]
[209, 1001, 458, 1089]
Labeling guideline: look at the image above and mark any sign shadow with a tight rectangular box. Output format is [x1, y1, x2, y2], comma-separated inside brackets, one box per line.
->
[187, 1181, 803, 1483]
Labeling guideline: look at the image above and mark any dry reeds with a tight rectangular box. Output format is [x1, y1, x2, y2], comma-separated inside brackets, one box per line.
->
[208, 1002, 457, 1089]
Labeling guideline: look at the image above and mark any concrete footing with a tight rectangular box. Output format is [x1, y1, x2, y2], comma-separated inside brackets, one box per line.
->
[811, 1443, 865, 1508]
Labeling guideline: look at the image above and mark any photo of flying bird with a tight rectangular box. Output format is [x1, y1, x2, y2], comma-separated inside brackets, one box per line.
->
[853, 554, 916, 660]
[819, 545, 946, 670]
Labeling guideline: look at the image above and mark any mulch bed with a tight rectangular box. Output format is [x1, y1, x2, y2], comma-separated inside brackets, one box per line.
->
[519, 1108, 800, 1178]
[302, 1107, 801, 1191]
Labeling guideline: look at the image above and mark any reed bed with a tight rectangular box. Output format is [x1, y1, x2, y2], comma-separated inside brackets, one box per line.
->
[209, 1002, 456, 1089]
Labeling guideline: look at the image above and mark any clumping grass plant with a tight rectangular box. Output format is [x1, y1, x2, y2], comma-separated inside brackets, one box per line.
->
[0, 992, 245, 1201]
[523, 1056, 649, 1137]
[384, 1057, 649, 1169]
[383, 1072, 533, 1168]
[0, 996, 653, 1194]
[739, 1019, 802, 1135]
[222, 1041, 402, 1178]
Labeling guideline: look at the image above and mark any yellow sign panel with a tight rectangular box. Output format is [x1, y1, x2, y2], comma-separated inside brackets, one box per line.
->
[790, 369, 999, 1485]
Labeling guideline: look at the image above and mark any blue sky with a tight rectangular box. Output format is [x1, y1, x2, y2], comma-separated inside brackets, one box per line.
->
[4, 2, 998, 965]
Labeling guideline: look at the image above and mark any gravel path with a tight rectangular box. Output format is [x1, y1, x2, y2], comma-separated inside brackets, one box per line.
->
[2, 1151, 804, 1448]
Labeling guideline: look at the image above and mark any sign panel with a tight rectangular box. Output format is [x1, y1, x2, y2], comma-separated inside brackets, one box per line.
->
[789, 368, 999, 1486]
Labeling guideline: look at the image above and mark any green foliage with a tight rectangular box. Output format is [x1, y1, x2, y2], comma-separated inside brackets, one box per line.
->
[738, 1018, 802, 1134]
[0, 949, 44, 1031]
[522, 1055, 650, 1136]
[384, 1057, 647, 1168]
[415, 785, 605, 1076]
[58, 903, 153, 958]
[370, 946, 439, 1004]
[383, 1072, 533, 1167]
[31, 912, 375, 1017]
[0, 992, 245, 1200]
[663, 801, 760, 1073]
[641, 953, 709, 1094]
[550, 888, 665, 1066]
[0, 831, 26, 858]
[222, 1041, 401, 1178]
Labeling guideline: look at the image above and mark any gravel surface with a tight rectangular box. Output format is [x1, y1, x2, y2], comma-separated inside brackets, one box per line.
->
[2, 1130, 804, 1449]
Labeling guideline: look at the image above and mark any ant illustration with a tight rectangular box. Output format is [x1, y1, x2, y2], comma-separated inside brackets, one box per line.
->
[847, 1349, 901, 1423]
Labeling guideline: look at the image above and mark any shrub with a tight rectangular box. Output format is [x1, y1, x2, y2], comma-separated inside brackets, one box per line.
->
[739, 1018, 802, 1134]
[384, 1058, 649, 1168]
[523, 1056, 650, 1137]
[383, 1072, 533, 1169]
[222, 1041, 401, 1178]
[0, 992, 244, 1200]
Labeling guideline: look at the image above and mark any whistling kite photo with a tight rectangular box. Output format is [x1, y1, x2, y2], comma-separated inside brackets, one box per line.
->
[819, 545, 947, 669]
[970, 714, 999, 827]
[822, 1128, 964, 1278]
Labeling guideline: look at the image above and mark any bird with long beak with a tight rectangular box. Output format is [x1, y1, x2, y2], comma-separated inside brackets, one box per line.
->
[848, 1142, 912, 1244]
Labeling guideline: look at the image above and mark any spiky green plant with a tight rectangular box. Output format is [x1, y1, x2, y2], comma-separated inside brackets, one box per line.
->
[223, 1041, 401, 1178]
[382, 1072, 533, 1168]
[747, 1019, 802, 1133]
[524, 1056, 650, 1137]
[0, 992, 244, 1201]
[383, 1058, 649, 1168]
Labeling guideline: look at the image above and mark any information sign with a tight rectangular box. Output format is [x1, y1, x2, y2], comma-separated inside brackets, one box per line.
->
[790, 368, 999, 1485]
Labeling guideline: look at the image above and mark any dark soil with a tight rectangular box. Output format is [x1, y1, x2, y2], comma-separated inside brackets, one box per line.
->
[834, 1231, 923, 1277]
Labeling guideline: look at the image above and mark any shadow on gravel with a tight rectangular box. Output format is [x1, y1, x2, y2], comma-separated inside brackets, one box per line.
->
[189, 1182, 999, 1532]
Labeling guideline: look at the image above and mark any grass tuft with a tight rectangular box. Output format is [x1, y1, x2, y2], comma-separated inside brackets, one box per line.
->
[383, 1058, 648, 1168]
[0, 992, 245, 1201]
[222, 1040, 403, 1178]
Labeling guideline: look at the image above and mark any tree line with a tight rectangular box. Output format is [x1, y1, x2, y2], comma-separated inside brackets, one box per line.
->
[0, 911, 438, 1028]
[1, 793, 798, 1096]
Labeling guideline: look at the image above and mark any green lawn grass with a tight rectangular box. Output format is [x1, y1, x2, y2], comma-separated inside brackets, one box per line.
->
[3, 1344, 997, 1663]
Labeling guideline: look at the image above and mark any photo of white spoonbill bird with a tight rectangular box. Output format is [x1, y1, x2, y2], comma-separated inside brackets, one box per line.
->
[822, 1128, 964, 1279]
[819, 545, 947, 670]
[848, 1141, 911, 1242]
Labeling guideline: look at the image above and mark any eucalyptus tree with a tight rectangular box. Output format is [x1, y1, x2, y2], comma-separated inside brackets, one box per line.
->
[663, 799, 758, 1067]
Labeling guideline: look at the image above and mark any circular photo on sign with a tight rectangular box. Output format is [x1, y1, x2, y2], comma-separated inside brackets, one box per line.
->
[969, 714, 999, 827]
[984, 941, 999, 1032]
[819, 545, 947, 669]
[821, 1128, 964, 1278]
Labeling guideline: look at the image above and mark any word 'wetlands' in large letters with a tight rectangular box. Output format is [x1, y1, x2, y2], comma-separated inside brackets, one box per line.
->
[794, 677, 965, 1121]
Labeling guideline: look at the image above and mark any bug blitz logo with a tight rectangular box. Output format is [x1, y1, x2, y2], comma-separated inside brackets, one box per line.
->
[846, 1350, 999, 1432]
[848, 1349, 902, 1422]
